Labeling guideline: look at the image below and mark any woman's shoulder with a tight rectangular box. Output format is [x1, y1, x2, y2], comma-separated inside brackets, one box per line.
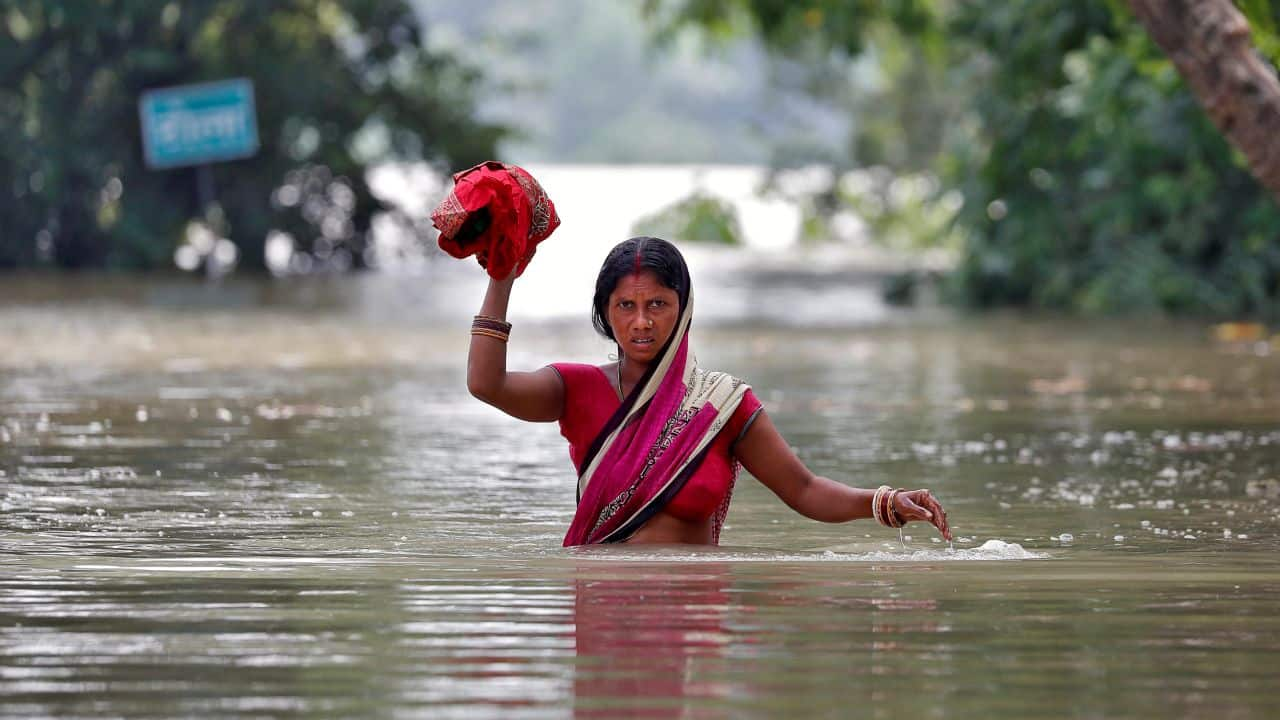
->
[732, 385, 763, 422]
[694, 368, 761, 411]
[549, 361, 609, 375]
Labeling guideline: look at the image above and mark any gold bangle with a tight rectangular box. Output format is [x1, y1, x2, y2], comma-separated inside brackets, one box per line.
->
[470, 328, 509, 342]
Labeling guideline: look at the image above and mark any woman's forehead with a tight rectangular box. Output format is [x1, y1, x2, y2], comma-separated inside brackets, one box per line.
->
[610, 270, 675, 296]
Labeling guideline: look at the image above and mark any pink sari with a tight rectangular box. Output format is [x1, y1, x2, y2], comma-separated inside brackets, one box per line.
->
[563, 283, 750, 546]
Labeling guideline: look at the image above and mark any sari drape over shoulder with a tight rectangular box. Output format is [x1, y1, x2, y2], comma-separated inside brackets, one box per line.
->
[563, 281, 751, 546]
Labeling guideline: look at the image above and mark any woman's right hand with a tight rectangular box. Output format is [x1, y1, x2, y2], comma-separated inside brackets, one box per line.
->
[893, 489, 952, 541]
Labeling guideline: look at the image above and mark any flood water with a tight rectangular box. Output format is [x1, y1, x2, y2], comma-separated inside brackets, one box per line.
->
[2, 258, 1279, 718]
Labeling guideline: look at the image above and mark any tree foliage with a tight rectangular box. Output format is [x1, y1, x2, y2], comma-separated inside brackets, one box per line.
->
[0, 0, 502, 271]
[950, 1, 1280, 315]
[654, 0, 1280, 317]
[631, 190, 744, 245]
[644, 0, 951, 173]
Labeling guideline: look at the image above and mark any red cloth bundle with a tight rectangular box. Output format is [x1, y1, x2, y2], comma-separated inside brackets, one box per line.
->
[431, 161, 560, 279]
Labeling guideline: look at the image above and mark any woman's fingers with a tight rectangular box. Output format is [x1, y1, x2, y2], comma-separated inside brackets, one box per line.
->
[901, 489, 952, 541]
[917, 491, 951, 541]
[929, 497, 952, 541]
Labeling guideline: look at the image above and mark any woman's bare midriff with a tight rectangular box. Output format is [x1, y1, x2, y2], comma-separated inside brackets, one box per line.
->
[625, 510, 714, 544]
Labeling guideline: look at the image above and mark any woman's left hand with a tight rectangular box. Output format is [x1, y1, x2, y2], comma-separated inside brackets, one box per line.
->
[894, 489, 952, 541]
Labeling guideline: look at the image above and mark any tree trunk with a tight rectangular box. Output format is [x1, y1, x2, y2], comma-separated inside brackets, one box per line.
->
[1128, 0, 1280, 202]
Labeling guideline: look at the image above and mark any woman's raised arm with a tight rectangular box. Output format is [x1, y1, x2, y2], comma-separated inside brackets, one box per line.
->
[466, 275, 565, 422]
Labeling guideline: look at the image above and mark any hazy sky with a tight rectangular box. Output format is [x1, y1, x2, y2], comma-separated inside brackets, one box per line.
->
[414, 0, 849, 164]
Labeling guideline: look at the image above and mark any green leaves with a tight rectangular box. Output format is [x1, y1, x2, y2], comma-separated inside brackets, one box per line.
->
[1238, 0, 1280, 63]
[0, 0, 503, 271]
[662, 0, 1280, 317]
[949, 0, 1280, 317]
[631, 190, 744, 245]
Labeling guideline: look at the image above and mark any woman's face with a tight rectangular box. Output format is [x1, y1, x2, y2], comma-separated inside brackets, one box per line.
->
[607, 270, 680, 367]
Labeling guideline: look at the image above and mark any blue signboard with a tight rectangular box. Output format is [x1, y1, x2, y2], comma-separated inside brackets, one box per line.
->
[139, 78, 259, 169]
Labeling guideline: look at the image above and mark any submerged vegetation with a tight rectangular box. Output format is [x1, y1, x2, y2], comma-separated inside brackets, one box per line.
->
[631, 191, 743, 246]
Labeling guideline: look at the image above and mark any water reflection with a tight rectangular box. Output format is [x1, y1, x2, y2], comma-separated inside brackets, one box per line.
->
[2, 273, 1280, 717]
[572, 562, 735, 717]
[2, 555, 1278, 717]
[568, 558, 960, 718]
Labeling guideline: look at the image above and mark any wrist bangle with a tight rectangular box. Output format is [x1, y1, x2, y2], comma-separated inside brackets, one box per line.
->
[470, 328, 510, 342]
[872, 485, 891, 527]
[472, 314, 512, 333]
[887, 489, 906, 528]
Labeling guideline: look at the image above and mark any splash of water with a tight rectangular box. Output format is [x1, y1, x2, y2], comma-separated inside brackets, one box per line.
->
[561, 538, 1046, 563]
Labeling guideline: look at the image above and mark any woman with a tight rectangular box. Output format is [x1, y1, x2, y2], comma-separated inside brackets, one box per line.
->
[467, 236, 952, 546]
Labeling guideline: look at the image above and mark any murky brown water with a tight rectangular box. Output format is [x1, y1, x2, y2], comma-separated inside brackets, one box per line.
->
[2, 267, 1279, 718]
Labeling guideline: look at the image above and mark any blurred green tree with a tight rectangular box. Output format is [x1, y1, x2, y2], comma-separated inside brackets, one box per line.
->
[1128, 0, 1280, 199]
[631, 190, 744, 245]
[0, 0, 502, 271]
[949, 1, 1280, 315]
[651, 0, 1280, 317]
[644, 0, 951, 172]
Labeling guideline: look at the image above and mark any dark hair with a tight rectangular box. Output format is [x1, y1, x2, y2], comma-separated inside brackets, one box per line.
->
[591, 236, 690, 341]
